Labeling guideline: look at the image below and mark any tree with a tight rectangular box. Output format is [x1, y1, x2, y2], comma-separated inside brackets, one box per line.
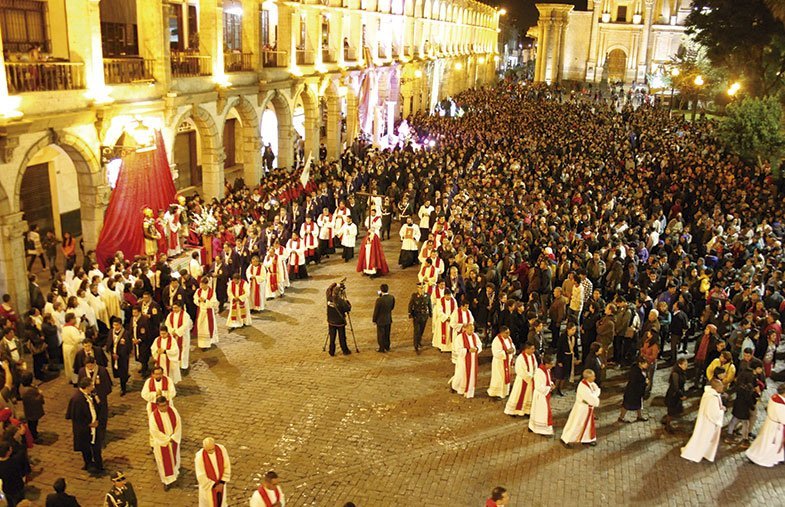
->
[686, 0, 785, 97]
[716, 96, 785, 165]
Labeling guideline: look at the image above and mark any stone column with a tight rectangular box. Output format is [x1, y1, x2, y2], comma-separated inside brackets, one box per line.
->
[0, 213, 29, 311]
[66, 0, 107, 95]
[325, 94, 342, 160]
[0, 18, 9, 103]
[242, 127, 262, 184]
[586, 0, 603, 81]
[311, 11, 322, 66]
[637, 0, 655, 81]
[536, 21, 550, 83]
[201, 146, 226, 200]
[277, 123, 294, 169]
[242, 0, 260, 70]
[372, 105, 383, 146]
[200, 0, 224, 75]
[345, 90, 359, 143]
[79, 183, 110, 250]
[137, 0, 170, 85]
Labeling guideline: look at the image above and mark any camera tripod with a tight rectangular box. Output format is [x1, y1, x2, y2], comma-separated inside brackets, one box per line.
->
[323, 312, 360, 353]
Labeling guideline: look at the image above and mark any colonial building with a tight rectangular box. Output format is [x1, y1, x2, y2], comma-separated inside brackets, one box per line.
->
[529, 0, 691, 84]
[0, 0, 500, 308]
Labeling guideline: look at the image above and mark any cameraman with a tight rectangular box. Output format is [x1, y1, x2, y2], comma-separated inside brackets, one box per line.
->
[326, 283, 352, 356]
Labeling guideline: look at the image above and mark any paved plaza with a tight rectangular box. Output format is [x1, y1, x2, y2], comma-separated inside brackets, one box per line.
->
[24, 240, 785, 506]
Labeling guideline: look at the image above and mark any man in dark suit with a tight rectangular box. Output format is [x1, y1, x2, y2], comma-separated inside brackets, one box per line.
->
[128, 305, 152, 376]
[72, 340, 108, 375]
[77, 357, 111, 441]
[140, 291, 162, 332]
[45, 477, 81, 507]
[372, 284, 395, 352]
[178, 269, 198, 323]
[108, 318, 132, 395]
[161, 279, 185, 317]
[211, 256, 230, 313]
[28, 274, 45, 311]
[66, 377, 104, 474]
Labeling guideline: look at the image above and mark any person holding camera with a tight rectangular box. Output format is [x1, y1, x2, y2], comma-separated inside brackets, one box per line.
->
[326, 284, 352, 356]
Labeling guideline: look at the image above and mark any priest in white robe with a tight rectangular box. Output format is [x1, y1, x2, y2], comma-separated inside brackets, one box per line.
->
[151, 328, 181, 384]
[681, 379, 726, 463]
[746, 384, 785, 467]
[246, 256, 267, 311]
[286, 233, 308, 279]
[505, 343, 539, 416]
[141, 366, 176, 415]
[487, 327, 516, 399]
[317, 208, 335, 256]
[263, 250, 284, 299]
[433, 289, 457, 353]
[450, 302, 475, 363]
[528, 355, 555, 436]
[62, 313, 84, 385]
[194, 278, 219, 350]
[226, 273, 252, 329]
[561, 369, 601, 447]
[299, 217, 320, 265]
[398, 217, 421, 268]
[165, 302, 192, 369]
[148, 397, 182, 489]
[195, 437, 232, 507]
[250, 470, 285, 507]
[339, 217, 358, 262]
[450, 323, 482, 398]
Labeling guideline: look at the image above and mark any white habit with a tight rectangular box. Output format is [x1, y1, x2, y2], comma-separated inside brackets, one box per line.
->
[681, 386, 725, 463]
[560, 379, 601, 444]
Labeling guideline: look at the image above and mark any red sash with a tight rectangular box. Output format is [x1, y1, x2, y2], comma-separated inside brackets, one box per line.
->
[539, 365, 553, 426]
[230, 281, 247, 316]
[267, 258, 279, 293]
[579, 380, 597, 441]
[499, 336, 511, 384]
[152, 407, 178, 477]
[156, 336, 173, 372]
[148, 376, 169, 393]
[198, 288, 215, 336]
[250, 265, 264, 306]
[321, 214, 334, 247]
[257, 485, 281, 507]
[440, 298, 455, 344]
[463, 333, 479, 391]
[515, 353, 534, 411]
[289, 241, 301, 273]
[202, 446, 225, 507]
[168, 310, 186, 360]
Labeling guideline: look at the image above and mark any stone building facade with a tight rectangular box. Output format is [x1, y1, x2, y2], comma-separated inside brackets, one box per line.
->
[530, 0, 691, 84]
[0, 0, 500, 309]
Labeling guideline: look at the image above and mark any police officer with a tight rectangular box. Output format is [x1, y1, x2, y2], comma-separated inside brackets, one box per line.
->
[105, 471, 138, 507]
[408, 282, 432, 353]
[327, 283, 352, 356]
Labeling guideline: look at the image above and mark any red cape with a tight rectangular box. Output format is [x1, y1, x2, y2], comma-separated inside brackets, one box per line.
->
[356, 234, 389, 274]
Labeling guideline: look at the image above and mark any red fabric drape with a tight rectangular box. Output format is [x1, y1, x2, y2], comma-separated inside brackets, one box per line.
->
[96, 131, 176, 266]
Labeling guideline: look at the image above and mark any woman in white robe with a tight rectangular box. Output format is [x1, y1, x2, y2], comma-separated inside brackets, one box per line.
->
[505, 343, 539, 416]
[681, 381, 726, 463]
[561, 370, 601, 447]
[487, 329, 515, 399]
[528, 356, 556, 436]
[450, 324, 482, 398]
[746, 386, 785, 467]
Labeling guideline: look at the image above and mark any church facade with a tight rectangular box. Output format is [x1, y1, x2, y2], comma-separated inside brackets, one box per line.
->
[529, 1, 692, 84]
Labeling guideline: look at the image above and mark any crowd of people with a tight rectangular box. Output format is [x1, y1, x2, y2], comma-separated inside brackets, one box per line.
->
[3, 78, 785, 504]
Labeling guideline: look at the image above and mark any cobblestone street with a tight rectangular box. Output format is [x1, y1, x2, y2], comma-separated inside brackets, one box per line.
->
[23, 239, 785, 506]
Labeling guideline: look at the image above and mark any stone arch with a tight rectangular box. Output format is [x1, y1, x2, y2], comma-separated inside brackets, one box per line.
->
[260, 89, 295, 170]
[292, 83, 321, 163]
[14, 130, 107, 249]
[224, 96, 262, 185]
[171, 105, 224, 200]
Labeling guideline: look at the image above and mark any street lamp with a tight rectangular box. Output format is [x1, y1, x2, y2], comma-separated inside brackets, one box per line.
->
[692, 75, 704, 121]
[727, 81, 741, 97]
[669, 67, 680, 113]
[499, 8, 507, 16]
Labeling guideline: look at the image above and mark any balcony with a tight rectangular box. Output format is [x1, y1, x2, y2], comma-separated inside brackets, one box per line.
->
[224, 52, 253, 72]
[262, 49, 289, 68]
[296, 49, 315, 66]
[343, 47, 358, 61]
[4, 61, 85, 93]
[103, 58, 155, 84]
[170, 51, 211, 77]
[392, 46, 401, 59]
[322, 48, 337, 64]
[403, 45, 414, 57]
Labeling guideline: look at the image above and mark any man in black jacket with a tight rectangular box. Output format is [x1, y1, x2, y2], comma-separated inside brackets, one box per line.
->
[372, 284, 395, 352]
[128, 305, 152, 376]
[45, 477, 81, 507]
[326, 284, 352, 356]
[66, 377, 104, 474]
[108, 318, 132, 395]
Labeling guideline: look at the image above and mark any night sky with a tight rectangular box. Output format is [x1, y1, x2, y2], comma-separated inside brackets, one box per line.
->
[485, 0, 589, 32]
